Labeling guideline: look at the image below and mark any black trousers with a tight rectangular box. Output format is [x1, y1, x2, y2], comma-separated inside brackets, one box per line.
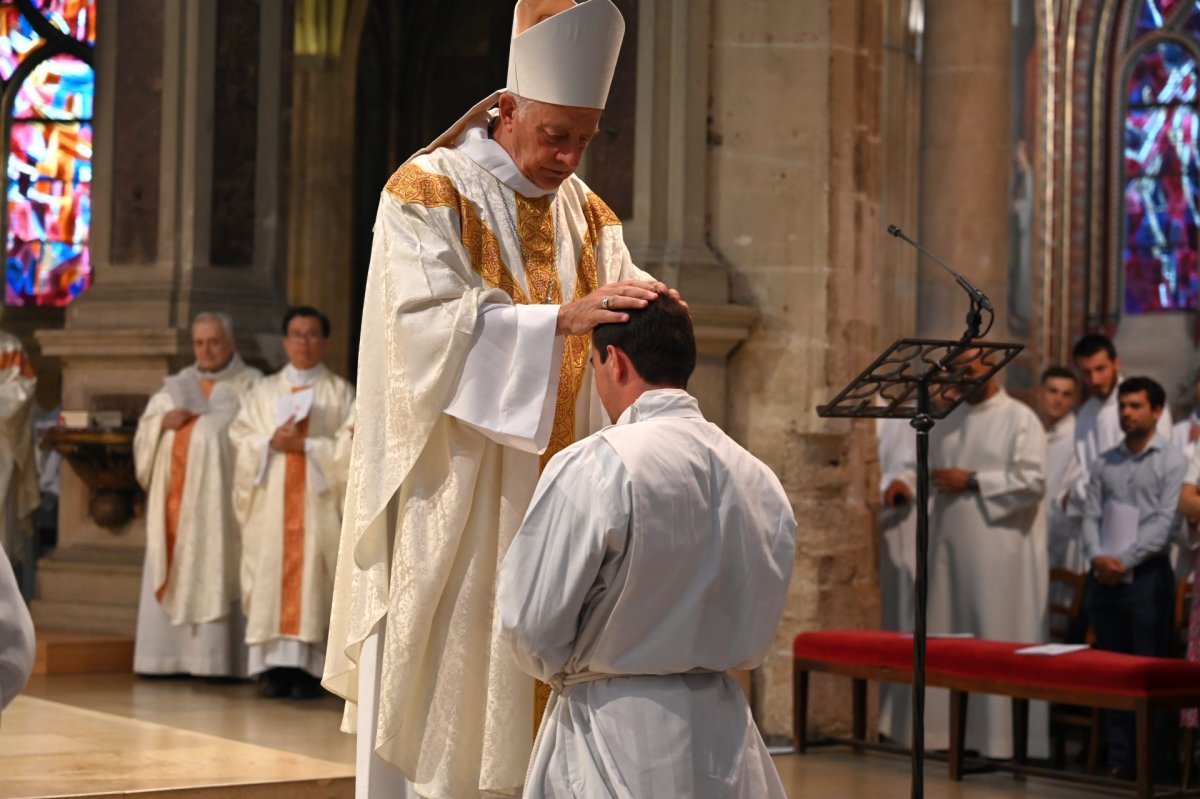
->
[1088, 555, 1176, 774]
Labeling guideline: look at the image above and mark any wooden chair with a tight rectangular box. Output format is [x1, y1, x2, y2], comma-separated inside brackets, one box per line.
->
[1046, 568, 1102, 774]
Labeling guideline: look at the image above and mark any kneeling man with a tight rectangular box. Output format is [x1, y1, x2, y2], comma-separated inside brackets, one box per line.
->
[497, 295, 796, 798]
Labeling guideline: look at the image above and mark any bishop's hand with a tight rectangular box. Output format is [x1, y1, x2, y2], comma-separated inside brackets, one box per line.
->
[555, 279, 685, 336]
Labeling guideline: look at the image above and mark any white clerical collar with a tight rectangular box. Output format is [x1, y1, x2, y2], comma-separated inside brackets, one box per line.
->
[195, 352, 245, 381]
[966, 386, 1006, 412]
[615, 388, 701, 426]
[1048, 412, 1074, 439]
[454, 113, 558, 199]
[284, 363, 326, 386]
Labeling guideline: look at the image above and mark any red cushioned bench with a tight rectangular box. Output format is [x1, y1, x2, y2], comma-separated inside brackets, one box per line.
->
[793, 629, 1200, 799]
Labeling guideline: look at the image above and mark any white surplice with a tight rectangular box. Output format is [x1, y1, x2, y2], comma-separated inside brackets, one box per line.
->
[1046, 412, 1085, 575]
[877, 416, 917, 744]
[901, 388, 1049, 758]
[0, 542, 33, 718]
[230, 364, 354, 678]
[323, 110, 652, 799]
[497, 390, 796, 799]
[0, 333, 37, 562]
[132, 355, 260, 677]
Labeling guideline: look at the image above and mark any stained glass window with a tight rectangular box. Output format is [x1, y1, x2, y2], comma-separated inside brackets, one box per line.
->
[1122, 4, 1200, 313]
[0, 0, 93, 307]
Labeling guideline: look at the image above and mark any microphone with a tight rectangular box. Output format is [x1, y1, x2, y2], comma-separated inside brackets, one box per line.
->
[887, 225, 993, 312]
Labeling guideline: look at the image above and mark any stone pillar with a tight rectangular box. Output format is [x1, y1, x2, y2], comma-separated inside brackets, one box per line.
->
[711, 0, 883, 740]
[623, 0, 757, 430]
[917, 0, 1012, 339]
[33, 0, 292, 635]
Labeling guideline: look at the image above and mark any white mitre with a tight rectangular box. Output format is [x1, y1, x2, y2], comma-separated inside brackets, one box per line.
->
[408, 0, 625, 161]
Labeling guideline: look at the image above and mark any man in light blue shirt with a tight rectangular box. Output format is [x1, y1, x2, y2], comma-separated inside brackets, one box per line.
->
[1082, 376, 1187, 780]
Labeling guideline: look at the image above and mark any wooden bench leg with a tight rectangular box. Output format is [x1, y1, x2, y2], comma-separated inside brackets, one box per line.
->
[949, 690, 967, 781]
[852, 678, 867, 752]
[1136, 700, 1152, 799]
[1011, 698, 1028, 781]
[793, 663, 809, 754]
[1086, 708, 1103, 775]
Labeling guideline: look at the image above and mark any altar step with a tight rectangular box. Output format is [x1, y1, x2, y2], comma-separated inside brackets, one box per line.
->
[30, 545, 142, 636]
[33, 631, 133, 675]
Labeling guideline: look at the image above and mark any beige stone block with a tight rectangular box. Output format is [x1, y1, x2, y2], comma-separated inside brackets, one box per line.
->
[711, 0, 831, 46]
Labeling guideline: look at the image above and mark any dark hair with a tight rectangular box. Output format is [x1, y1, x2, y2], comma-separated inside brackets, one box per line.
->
[1118, 376, 1166, 409]
[591, 293, 695, 388]
[282, 306, 330, 337]
[1040, 365, 1077, 385]
[1072, 333, 1116, 361]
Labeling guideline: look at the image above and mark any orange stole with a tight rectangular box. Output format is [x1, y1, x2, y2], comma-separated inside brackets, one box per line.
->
[0, 347, 34, 379]
[156, 378, 215, 603]
[280, 389, 311, 637]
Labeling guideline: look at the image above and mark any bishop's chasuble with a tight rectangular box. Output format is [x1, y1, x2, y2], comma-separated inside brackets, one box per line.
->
[323, 116, 652, 798]
[230, 364, 354, 677]
[0, 333, 37, 563]
[901, 388, 1049, 759]
[133, 355, 261, 676]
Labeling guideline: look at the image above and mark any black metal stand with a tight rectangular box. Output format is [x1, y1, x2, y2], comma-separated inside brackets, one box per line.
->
[818, 311, 1021, 799]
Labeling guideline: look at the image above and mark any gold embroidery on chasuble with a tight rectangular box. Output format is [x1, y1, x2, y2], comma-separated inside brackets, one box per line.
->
[385, 164, 527, 302]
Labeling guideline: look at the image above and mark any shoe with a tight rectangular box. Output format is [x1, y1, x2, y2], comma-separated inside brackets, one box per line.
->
[258, 669, 290, 699]
[289, 672, 324, 700]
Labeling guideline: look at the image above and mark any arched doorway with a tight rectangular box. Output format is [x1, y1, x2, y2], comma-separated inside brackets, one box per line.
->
[348, 0, 514, 380]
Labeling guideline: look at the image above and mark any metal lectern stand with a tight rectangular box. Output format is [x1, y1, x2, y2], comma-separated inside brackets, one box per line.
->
[818, 329, 1022, 798]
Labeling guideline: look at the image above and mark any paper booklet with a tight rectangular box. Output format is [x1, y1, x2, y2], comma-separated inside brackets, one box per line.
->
[275, 387, 315, 428]
[1014, 643, 1090, 656]
[164, 374, 210, 415]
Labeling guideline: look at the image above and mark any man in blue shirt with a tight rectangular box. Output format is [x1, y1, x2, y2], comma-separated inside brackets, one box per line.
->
[1082, 376, 1188, 779]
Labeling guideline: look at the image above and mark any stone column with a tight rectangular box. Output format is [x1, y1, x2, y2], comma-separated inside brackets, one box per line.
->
[623, 0, 757, 430]
[711, 0, 884, 740]
[917, 0, 1012, 339]
[33, 0, 291, 635]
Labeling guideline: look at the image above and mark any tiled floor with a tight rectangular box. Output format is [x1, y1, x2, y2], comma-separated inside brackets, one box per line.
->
[3, 673, 1127, 798]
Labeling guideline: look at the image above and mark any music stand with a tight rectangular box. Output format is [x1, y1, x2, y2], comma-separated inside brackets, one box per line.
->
[818, 337, 1022, 799]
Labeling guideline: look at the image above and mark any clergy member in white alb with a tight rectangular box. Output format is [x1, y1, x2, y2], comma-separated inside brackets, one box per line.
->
[886, 349, 1048, 759]
[0, 331, 38, 569]
[0, 542, 34, 719]
[231, 307, 354, 700]
[133, 313, 260, 677]
[876, 412, 917, 745]
[1071, 334, 1172, 508]
[1038, 366, 1085, 575]
[323, 3, 682, 797]
[498, 294, 795, 798]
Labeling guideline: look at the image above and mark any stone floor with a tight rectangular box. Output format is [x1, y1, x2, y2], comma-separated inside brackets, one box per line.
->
[0, 672, 1128, 798]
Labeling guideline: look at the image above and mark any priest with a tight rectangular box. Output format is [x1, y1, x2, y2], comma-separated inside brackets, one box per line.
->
[885, 350, 1048, 758]
[133, 313, 260, 677]
[877, 413, 916, 744]
[0, 331, 38, 573]
[0, 542, 34, 717]
[230, 307, 354, 699]
[322, 1, 679, 796]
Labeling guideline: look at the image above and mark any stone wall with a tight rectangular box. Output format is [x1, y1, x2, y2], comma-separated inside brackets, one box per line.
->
[710, 0, 884, 740]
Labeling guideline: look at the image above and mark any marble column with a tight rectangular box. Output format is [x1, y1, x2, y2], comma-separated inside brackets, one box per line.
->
[917, 0, 1012, 339]
[711, 0, 884, 740]
[32, 0, 291, 635]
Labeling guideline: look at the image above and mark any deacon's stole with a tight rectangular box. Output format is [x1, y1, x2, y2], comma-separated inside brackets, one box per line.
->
[281, 387, 311, 636]
[385, 162, 621, 468]
[158, 378, 215, 602]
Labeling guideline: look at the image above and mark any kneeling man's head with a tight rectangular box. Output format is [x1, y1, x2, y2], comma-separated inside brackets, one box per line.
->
[590, 293, 695, 422]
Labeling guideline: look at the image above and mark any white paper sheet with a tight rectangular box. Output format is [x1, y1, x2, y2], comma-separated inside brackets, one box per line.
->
[1100, 499, 1139, 556]
[1014, 643, 1090, 656]
[275, 387, 314, 428]
[164, 374, 210, 415]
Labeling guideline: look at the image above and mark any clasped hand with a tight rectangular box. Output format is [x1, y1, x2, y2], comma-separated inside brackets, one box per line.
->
[270, 417, 306, 453]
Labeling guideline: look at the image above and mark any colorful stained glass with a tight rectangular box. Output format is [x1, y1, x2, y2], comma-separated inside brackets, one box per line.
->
[1127, 41, 1197, 106]
[1137, 0, 1187, 37]
[14, 55, 91, 119]
[36, 0, 94, 45]
[6, 122, 91, 307]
